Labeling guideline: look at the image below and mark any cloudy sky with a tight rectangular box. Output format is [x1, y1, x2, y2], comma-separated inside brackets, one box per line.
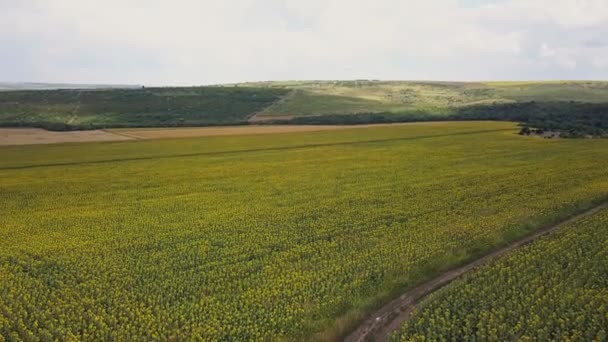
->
[1, 0, 608, 85]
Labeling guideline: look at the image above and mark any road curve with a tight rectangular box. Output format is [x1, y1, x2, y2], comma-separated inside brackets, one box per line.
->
[344, 201, 608, 342]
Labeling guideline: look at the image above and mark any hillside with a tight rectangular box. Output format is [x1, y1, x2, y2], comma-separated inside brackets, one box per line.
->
[248, 81, 608, 115]
[0, 82, 140, 91]
[247, 81, 608, 137]
[0, 87, 287, 130]
[0, 81, 607, 135]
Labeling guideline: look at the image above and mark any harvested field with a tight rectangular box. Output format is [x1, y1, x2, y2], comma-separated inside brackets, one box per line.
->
[0, 128, 132, 146]
[1, 122, 461, 146]
[108, 125, 347, 139]
[248, 114, 295, 123]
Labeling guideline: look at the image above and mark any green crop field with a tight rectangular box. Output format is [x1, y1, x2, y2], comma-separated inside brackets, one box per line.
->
[0, 87, 287, 130]
[1, 122, 608, 340]
[394, 207, 608, 341]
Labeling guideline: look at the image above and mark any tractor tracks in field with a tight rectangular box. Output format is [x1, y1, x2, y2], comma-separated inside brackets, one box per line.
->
[67, 90, 83, 125]
[247, 89, 296, 123]
[344, 201, 608, 342]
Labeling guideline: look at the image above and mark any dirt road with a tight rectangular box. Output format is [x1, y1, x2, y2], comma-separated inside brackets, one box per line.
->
[344, 201, 608, 342]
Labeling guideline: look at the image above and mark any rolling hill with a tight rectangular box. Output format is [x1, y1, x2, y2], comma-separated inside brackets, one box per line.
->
[0, 81, 607, 135]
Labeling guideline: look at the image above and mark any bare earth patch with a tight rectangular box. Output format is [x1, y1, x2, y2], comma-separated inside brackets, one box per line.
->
[248, 114, 295, 123]
[109, 125, 357, 139]
[0, 128, 133, 146]
[1, 122, 478, 146]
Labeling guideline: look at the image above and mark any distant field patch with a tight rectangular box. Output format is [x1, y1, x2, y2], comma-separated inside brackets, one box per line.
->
[109, 122, 453, 139]
[0, 122, 464, 146]
[0, 128, 132, 145]
[109, 125, 359, 139]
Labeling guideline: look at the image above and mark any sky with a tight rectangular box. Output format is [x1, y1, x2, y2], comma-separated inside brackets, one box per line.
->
[1, 0, 608, 86]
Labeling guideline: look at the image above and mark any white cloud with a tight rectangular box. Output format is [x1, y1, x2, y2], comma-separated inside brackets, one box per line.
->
[592, 54, 608, 68]
[0, 0, 607, 85]
[540, 44, 556, 58]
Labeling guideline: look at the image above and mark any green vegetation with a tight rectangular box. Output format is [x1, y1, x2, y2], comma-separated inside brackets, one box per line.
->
[249, 81, 608, 137]
[279, 101, 608, 137]
[2, 122, 608, 340]
[250, 80, 608, 116]
[0, 87, 287, 130]
[251, 80, 498, 116]
[489, 80, 608, 102]
[395, 207, 608, 341]
[1, 80, 607, 136]
[450, 102, 608, 137]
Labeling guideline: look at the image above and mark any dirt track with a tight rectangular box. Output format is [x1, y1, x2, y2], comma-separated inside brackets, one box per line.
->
[344, 202, 608, 342]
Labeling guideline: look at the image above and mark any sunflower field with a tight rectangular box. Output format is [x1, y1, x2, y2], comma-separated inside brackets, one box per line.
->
[1, 122, 608, 340]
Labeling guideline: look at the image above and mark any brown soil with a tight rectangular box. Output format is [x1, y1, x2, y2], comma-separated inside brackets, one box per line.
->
[248, 114, 295, 123]
[1, 122, 485, 146]
[108, 125, 350, 139]
[0, 128, 133, 146]
[345, 202, 608, 342]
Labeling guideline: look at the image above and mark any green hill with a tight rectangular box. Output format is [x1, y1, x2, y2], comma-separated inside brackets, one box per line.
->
[0, 86, 287, 130]
[245, 81, 608, 137]
[1, 80, 607, 135]
[247, 80, 608, 117]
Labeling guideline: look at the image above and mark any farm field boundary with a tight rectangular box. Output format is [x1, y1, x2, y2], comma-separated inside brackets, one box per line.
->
[0, 126, 512, 171]
[107, 122, 449, 140]
[0, 128, 134, 146]
[345, 201, 608, 342]
[1, 122, 470, 146]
